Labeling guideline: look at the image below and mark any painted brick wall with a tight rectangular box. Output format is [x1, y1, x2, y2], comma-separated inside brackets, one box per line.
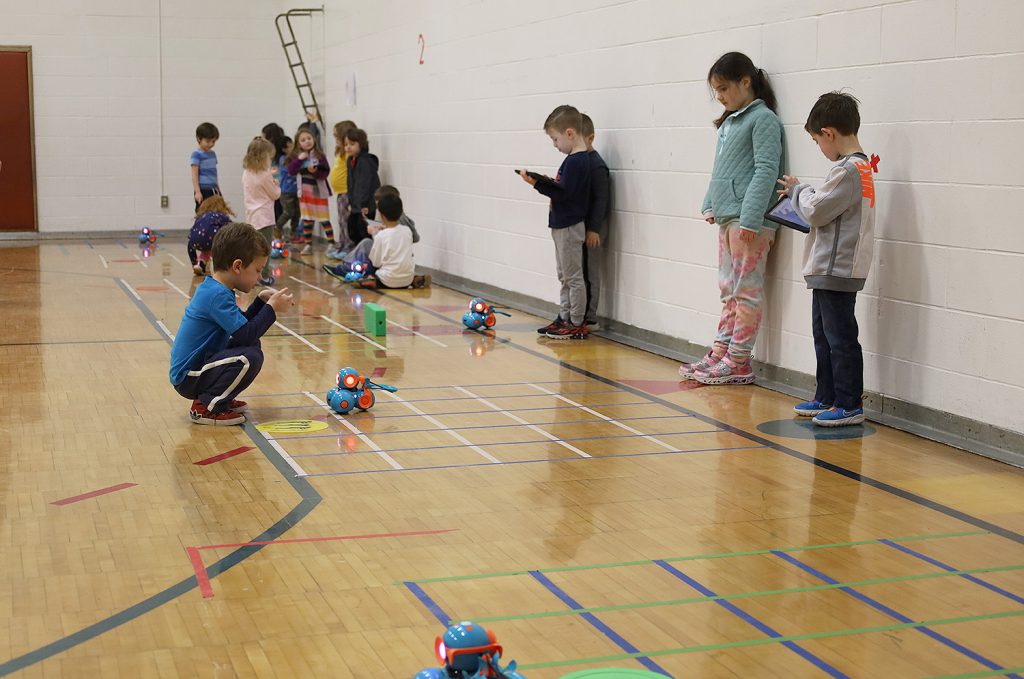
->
[312, 0, 1023, 433]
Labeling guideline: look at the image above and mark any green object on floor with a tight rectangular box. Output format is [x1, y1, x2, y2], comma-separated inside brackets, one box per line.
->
[364, 302, 386, 336]
[559, 670, 666, 678]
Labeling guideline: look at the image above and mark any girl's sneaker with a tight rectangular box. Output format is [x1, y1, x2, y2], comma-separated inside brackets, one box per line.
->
[678, 351, 719, 380]
[794, 400, 832, 417]
[813, 407, 865, 427]
[189, 400, 246, 426]
[694, 355, 754, 385]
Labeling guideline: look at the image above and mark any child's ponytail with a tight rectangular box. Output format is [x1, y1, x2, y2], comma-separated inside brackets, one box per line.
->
[752, 68, 778, 115]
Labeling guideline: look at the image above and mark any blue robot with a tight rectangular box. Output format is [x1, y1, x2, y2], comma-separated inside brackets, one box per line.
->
[462, 298, 511, 330]
[344, 259, 373, 282]
[414, 621, 526, 679]
[138, 226, 158, 244]
[326, 367, 397, 414]
[270, 239, 289, 259]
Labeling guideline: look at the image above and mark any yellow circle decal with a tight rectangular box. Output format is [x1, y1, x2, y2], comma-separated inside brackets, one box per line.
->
[255, 419, 329, 434]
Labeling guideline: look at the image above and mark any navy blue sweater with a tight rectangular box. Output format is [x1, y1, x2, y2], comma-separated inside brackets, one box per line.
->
[533, 151, 591, 228]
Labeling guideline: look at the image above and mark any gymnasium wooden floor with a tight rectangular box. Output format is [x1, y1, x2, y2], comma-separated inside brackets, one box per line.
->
[2, 237, 1023, 679]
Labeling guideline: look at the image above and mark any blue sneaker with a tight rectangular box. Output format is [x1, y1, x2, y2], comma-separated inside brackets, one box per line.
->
[813, 407, 865, 427]
[794, 400, 832, 417]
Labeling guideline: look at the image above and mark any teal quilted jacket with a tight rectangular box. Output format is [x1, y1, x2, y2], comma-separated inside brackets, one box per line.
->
[701, 99, 785, 232]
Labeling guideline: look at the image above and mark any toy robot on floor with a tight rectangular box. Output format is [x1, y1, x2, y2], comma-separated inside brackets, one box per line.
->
[414, 621, 526, 679]
[270, 239, 289, 259]
[138, 226, 161, 244]
[462, 298, 511, 330]
[326, 367, 397, 414]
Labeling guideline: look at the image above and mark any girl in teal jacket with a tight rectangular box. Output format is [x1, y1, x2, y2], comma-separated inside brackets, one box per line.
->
[681, 52, 784, 385]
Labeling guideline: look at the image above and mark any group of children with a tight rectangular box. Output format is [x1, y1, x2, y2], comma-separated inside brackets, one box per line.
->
[520, 51, 875, 427]
[173, 50, 876, 429]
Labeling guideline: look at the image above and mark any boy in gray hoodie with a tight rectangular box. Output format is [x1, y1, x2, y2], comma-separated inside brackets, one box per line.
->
[779, 92, 879, 427]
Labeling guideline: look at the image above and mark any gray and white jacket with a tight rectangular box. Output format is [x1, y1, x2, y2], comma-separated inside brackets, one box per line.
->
[791, 153, 876, 292]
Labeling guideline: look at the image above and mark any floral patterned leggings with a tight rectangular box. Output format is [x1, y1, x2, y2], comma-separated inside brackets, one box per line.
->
[712, 221, 775, 362]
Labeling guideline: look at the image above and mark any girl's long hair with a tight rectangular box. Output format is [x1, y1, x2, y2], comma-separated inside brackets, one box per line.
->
[707, 52, 778, 128]
[242, 137, 275, 171]
[196, 194, 234, 218]
[286, 127, 324, 164]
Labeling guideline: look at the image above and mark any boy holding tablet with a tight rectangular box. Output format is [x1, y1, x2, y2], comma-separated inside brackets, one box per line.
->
[778, 92, 878, 427]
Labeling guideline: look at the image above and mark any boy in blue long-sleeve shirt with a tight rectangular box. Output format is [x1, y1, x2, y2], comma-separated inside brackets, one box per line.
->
[169, 223, 294, 425]
[519, 105, 592, 339]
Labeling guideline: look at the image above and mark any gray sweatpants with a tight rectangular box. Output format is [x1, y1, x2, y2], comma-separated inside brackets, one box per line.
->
[551, 222, 586, 326]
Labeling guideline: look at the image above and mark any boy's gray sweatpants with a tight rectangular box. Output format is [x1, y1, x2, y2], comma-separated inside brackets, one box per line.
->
[551, 222, 586, 326]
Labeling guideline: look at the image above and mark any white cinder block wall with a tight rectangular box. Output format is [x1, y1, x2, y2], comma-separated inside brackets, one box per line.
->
[0, 0, 294, 233]
[314, 0, 1024, 434]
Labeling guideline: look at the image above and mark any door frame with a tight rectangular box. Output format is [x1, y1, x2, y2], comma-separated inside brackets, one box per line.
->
[1, 45, 38, 232]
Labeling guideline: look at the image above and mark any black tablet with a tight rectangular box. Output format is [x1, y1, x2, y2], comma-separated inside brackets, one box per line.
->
[514, 169, 554, 185]
[765, 195, 811, 233]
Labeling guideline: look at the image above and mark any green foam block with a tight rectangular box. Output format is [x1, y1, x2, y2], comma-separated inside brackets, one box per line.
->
[364, 302, 386, 336]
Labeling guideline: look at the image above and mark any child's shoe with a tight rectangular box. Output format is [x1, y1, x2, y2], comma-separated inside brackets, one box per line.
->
[694, 355, 754, 385]
[585, 319, 601, 331]
[300, 244, 312, 255]
[537, 318, 564, 334]
[794, 400, 832, 417]
[813, 407, 865, 427]
[326, 248, 346, 260]
[228, 399, 248, 410]
[679, 351, 719, 380]
[257, 275, 275, 287]
[356, 277, 379, 289]
[411, 274, 431, 288]
[189, 400, 246, 426]
[545, 323, 588, 340]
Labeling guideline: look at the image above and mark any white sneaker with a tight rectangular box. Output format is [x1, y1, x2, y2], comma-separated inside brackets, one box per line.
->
[300, 244, 312, 255]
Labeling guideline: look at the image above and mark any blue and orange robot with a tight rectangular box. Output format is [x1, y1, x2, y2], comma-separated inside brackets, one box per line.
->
[138, 226, 159, 244]
[326, 367, 397, 414]
[270, 239, 289, 259]
[462, 298, 511, 330]
[414, 621, 526, 679]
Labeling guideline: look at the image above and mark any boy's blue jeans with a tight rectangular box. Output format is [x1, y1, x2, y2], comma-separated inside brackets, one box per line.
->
[811, 289, 863, 410]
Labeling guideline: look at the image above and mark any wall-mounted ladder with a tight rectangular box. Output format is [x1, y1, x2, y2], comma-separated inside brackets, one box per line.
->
[275, 7, 324, 125]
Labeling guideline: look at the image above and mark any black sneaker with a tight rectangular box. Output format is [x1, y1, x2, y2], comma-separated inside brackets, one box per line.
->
[545, 323, 588, 340]
[537, 317, 564, 334]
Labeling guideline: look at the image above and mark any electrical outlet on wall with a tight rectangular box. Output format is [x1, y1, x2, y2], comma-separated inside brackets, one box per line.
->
[160, 195, 169, 208]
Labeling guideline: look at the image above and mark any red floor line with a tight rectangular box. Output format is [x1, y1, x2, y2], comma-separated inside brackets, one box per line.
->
[186, 547, 214, 598]
[195, 528, 457, 551]
[51, 482, 138, 506]
[194, 446, 256, 466]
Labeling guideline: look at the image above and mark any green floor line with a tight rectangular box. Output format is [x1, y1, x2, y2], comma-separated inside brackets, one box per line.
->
[397, 530, 990, 585]
[928, 668, 1024, 679]
[515, 609, 1024, 671]
[460, 563, 1024, 624]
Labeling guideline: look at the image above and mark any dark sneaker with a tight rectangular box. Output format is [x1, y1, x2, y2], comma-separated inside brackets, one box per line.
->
[257, 275, 275, 287]
[411, 274, 431, 288]
[545, 323, 588, 340]
[813, 407, 865, 427]
[794, 400, 832, 417]
[585, 319, 600, 331]
[537, 318, 564, 334]
[189, 400, 246, 426]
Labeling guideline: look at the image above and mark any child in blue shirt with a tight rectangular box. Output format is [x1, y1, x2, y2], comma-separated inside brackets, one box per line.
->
[191, 122, 220, 211]
[169, 223, 294, 425]
[274, 137, 300, 240]
[519, 105, 592, 339]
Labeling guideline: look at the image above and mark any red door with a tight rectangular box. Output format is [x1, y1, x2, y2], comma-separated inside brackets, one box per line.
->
[0, 48, 37, 232]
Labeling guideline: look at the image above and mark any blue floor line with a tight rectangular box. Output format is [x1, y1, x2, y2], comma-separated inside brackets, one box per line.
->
[879, 539, 1024, 605]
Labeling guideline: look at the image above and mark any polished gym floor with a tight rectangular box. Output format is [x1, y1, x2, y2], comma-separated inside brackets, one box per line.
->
[1, 238, 1022, 678]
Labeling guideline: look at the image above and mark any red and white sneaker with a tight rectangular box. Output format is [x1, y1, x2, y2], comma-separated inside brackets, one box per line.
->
[228, 400, 247, 411]
[189, 400, 246, 426]
[693, 355, 755, 385]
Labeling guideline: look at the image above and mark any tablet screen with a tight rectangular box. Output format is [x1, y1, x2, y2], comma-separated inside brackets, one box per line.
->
[765, 195, 811, 233]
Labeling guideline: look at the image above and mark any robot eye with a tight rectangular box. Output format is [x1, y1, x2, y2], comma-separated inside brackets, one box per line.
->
[434, 638, 447, 664]
[344, 375, 358, 388]
[474, 303, 484, 312]
[336, 373, 342, 387]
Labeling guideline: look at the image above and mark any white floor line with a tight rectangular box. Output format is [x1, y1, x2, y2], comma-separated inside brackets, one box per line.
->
[318, 315, 387, 351]
[289, 275, 334, 295]
[156, 320, 175, 341]
[256, 429, 309, 477]
[386, 319, 448, 348]
[133, 254, 149, 268]
[119, 278, 142, 301]
[163, 278, 191, 300]
[453, 386, 591, 458]
[304, 392, 403, 469]
[528, 383, 677, 451]
[382, 391, 499, 463]
[98, 254, 109, 269]
[165, 252, 186, 267]
[273, 321, 325, 353]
